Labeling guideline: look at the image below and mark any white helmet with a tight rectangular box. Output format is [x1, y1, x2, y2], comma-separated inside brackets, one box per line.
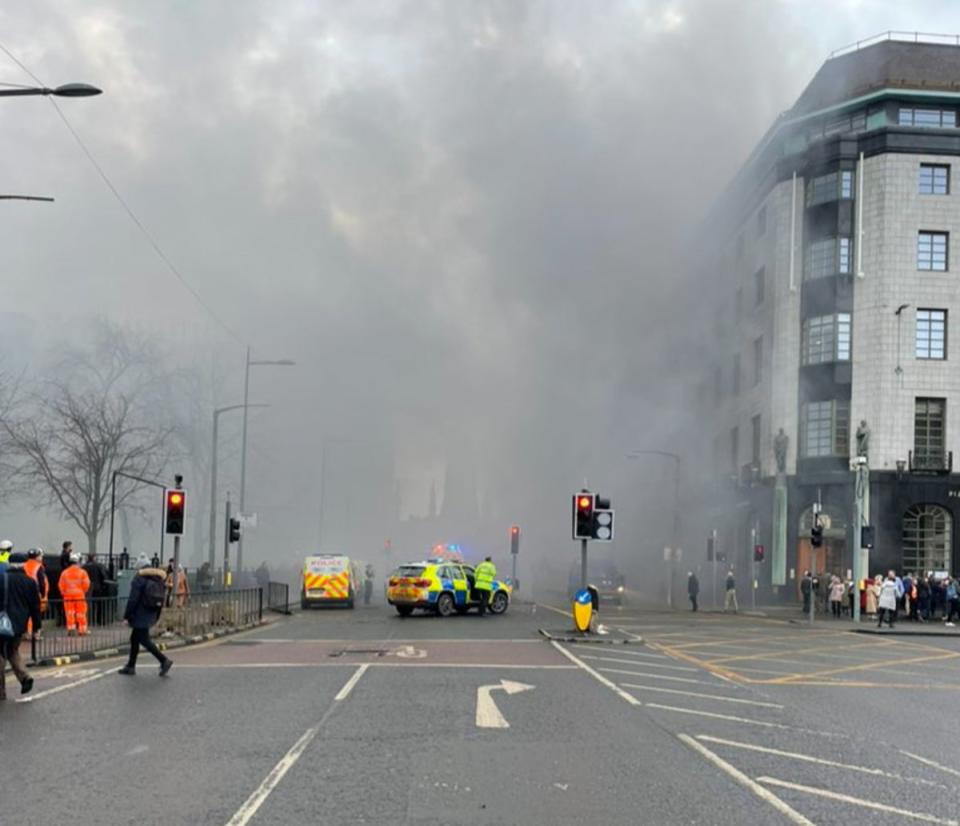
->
[0, 540, 13, 552]
[69, 551, 80, 564]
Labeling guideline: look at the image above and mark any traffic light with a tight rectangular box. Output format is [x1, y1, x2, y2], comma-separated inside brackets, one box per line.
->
[754, 544, 765, 562]
[707, 535, 715, 562]
[510, 525, 521, 555]
[573, 493, 595, 539]
[593, 496, 614, 541]
[811, 515, 823, 548]
[165, 489, 186, 535]
[861, 525, 875, 549]
[229, 517, 242, 544]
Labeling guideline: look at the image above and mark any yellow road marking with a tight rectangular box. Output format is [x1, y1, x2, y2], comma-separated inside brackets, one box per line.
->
[764, 651, 960, 685]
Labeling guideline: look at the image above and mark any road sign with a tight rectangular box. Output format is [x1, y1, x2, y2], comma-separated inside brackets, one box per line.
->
[475, 679, 535, 729]
[572, 587, 593, 632]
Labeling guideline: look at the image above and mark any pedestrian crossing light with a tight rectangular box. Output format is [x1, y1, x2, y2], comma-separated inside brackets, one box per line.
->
[229, 517, 242, 544]
[753, 544, 765, 562]
[165, 489, 186, 535]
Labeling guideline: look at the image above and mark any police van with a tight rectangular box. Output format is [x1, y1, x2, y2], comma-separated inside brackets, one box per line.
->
[301, 554, 359, 609]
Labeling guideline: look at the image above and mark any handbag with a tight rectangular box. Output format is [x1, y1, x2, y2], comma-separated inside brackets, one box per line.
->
[0, 572, 15, 637]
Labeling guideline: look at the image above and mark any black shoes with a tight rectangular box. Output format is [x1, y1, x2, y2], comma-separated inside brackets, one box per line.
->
[20, 677, 33, 695]
[118, 665, 136, 675]
[159, 658, 173, 677]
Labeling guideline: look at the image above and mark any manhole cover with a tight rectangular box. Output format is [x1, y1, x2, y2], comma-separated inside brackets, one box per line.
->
[329, 649, 389, 658]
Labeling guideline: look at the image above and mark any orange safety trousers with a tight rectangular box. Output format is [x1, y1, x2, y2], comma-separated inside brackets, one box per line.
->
[59, 566, 90, 634]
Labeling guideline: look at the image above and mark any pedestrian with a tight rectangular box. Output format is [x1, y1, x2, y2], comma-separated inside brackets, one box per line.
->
[474, 556, 497, 616]
[723, 570, 738, 613]
[23, 548, 49, 634]
[687, 571, 699, 612]
[255, 561, 271, 592]
[829, 575, 845, 618]
[197, 561, 213, 594]
[59, 540, 73, 573]
[59, 552, 91, 636]
[83, 551, 108, 626]
[165, 564, 190, 609]
[944, 577, 959, 627]
[894, 572, 905, 621]
[865, 574, 879, 617]
[903, 572, 916, 620]
[0, 552, 40, 700]
[363, 563, 375, 606]
[800, 571, 813, 615]
[877, 571, 898, 628]
[0, 540, 12, 572]
[118, 559, 172, 677]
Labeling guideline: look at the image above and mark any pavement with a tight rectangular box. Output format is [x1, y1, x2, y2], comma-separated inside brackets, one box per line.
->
[3, 597, 960, 825]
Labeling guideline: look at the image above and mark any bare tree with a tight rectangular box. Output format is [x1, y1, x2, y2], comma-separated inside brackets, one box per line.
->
[1, 321, 172, 555]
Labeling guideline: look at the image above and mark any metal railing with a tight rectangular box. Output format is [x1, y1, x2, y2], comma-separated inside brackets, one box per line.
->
[831, 31, 960, 58]
[267, 582, 293, 614]
[28, 588, 263, 664]
[908, 449, 953, 474]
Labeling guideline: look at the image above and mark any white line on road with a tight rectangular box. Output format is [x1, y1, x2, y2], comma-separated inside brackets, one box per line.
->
[16, 669, 107, 703]
[570, 644, 666, 659]
[901, 750, 960, 780]
[757, 777, 959, 825]
[173, 662, 577, 670]
[700, 736, 945, 787]
[677, 734, 815, 826]
[619, 685, 782, 708]
[550, 642, 641, 706]
[579, 654, 696, 672]
[646, 704, 796, 730]
[598, 667, 717, 685]
[334, 664, 369, 701]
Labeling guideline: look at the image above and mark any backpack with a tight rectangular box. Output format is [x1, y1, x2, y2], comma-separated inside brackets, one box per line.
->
[142, 575, 166, 611]
[0, 573, 14, 638]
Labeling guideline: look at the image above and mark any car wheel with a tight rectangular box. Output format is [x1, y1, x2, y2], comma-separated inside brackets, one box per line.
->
[396, 605, 414, 617]
[490, 591, 509, 615]
[436, 592, 455, 617]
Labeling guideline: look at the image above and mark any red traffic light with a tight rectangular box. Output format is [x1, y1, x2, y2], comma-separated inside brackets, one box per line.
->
[165, 488, 186, 535]
[168, 492, 183, 506]
[511, 525, 520, 535]
[578, 496, 592, 510]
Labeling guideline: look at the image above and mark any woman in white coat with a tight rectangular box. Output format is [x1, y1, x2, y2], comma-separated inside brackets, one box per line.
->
[877, 572, 899, 628]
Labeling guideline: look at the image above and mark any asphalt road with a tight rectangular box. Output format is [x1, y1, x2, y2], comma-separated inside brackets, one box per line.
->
[3, 598, 959, 825]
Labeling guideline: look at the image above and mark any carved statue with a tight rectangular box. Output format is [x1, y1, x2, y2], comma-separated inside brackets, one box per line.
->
[856, 419, 870, 461]
[774, 428, 789, 474]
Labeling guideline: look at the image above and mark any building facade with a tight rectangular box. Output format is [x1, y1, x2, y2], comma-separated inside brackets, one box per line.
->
[693, 36, 960, 599]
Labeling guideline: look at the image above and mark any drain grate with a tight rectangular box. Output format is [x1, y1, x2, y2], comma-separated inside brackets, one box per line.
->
[328, 648, 390, 658]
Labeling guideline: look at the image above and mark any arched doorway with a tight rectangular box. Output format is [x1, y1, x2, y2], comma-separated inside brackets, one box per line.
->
[797, 504, 847, 583]
[902, 504, 952, 575]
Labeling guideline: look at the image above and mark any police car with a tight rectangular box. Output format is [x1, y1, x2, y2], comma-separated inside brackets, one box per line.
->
[386, 559, 511, 617]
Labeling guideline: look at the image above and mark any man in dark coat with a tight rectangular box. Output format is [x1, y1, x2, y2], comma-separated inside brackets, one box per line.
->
[0, 552, 41, 699]
[83, 552, 109, 626]
[687, 571, 700, 612]
[118, 560, 172, 677]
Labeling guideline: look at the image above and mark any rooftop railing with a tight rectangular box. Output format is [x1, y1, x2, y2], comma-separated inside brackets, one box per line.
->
[831, 31, 960, 59]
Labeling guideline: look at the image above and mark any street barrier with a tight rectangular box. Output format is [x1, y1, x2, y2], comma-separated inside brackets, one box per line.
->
[28, 588, 264, 664]
[267, 582, 293, 614]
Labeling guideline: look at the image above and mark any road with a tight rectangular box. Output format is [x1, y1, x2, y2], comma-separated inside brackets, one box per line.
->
[3, 598, 960, 825]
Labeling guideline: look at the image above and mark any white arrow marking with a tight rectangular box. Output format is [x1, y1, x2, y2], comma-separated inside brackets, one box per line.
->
[475, 679, 535, 728]
[395, 645, 427, 659]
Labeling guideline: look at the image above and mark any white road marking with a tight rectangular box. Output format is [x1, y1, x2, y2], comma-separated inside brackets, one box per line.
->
[537, 603, 571, 618]
[571, 644, 666, 659]
[699, 736, 945, 787]
[579, 654, 696, 672]
[646, 704, 796, 730]
[757, 777, 959, 825]
[620, 685, 782, 708]
[677, 734, 815, 826]
[16, 669, 107, 703]
[901, 750, 960, 780]
[173, 662, 577, 670]
[334, 664, 369, 700]
[598, 667, 717, 685]
[550, 642, 641, 706]
[475, 679, 535, 729]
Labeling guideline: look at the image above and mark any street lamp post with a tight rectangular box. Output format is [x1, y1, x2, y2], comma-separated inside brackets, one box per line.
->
[627, 450, 681, 609]
[208, 403, 269, 571]
[238, 348, 294, 574]
[0, 83, 102, 98]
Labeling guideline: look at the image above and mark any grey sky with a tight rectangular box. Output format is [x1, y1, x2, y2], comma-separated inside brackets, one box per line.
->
[1, 1, 956, 564]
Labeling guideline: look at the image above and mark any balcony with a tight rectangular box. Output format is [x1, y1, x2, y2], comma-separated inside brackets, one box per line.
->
[908, 450, 953, 475]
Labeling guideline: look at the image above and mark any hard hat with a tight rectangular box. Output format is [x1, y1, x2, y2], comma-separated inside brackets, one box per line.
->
[27, 547, 43, 558]
[0, 539, 13, 551]
[69, 551, 80, 563]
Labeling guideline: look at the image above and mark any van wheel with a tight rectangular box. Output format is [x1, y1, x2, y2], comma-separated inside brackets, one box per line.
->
[396, 605, 413, 617]
[490, 591, 509, 615]
[436, 592, 455, 617]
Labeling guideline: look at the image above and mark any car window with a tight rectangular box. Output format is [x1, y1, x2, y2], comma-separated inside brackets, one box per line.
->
[447, 565, 464, 580]
[396, 565, 426, 578]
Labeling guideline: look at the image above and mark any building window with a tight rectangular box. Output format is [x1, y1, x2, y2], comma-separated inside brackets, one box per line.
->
[756, 206, 767, 237]
[802, 313, 852, 364]
[754, 267, 765, 306]
[918, 231, 948, 271]
[916, 309, 947, 359]
[730, 426, 739, 474]
[732, 353, 741, 395]
[800, 400, 850, 458]
[903, 504, 952, 574]
[753, 336, 763, 386]
[919, 164, 950, 195]
[751, 414, 761, 467]
[914, 398, 946, 468]
[899, 107, 957, 128]
[806, 170, 855, 206]
[804, 237, 852, 280]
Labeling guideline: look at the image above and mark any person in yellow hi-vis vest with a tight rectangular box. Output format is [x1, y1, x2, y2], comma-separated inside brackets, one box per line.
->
[474, 556, 497, 617]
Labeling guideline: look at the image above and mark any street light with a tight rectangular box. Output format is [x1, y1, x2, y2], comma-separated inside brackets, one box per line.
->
[0, 82, 102, 98]
[627, 450, 681, 609]
[208, 403, 269, 570]
[238, 348, 295, 574]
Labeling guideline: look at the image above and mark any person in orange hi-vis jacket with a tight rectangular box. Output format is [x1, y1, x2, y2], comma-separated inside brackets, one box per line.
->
[59, 552, 91, 636]
[23, 547, 49, 635]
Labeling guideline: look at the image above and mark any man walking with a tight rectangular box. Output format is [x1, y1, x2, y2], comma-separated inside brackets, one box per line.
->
[0, 552, 40, 700]
[687, 571, 699, 612]
[59, 552, 90, 636]
[724, 570, 739, 613]
[474, 556, 497, 616]
[118, 559, 172, 677]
